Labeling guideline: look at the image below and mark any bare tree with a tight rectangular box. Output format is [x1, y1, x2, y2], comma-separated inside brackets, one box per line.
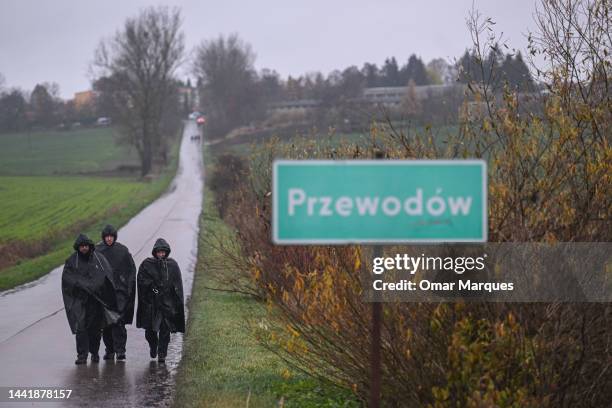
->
[401, 80, 422, 118]
[192, 34, 261, 139]
[0, 89, 28, 133]
[93, 6, 185, 176]
[528, 0, 610, 142]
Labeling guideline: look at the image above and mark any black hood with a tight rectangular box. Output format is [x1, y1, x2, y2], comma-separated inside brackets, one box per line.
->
[152, 238, 171, 257]
[101, 224, 118, 241]
[73, 233, 95, 252]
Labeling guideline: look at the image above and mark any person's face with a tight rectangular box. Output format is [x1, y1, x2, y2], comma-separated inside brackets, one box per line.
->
[104, 235, 115, 246]
[156, 250, 167, 259]
[79, 244, 90, 255]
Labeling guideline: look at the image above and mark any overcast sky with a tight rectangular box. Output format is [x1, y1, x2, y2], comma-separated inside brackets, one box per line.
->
[0, 0, 539, 99]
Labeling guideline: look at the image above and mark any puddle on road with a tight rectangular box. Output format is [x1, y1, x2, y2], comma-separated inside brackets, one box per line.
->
[64, 335, 184, 407]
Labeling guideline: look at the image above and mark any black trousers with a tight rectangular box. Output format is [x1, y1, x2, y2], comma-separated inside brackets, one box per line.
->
[102, 324, 127, 354]
[145, 321, 171, 357]
[75, 327, 102, 357]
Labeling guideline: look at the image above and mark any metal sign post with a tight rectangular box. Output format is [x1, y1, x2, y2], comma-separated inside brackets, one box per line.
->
[369, 150, 384, 408]
[272, 157, 488, 407]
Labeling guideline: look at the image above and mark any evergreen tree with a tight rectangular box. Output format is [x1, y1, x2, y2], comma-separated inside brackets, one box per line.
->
[405, 54, 429, 85]
[483, 43, 504, 85]
[511, 52, 534, 90]
[500, 52, 534, 90]
[361, 63, 379, 87]
[381, 57, 400, 86]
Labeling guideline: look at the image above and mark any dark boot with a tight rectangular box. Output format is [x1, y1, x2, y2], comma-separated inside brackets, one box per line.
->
[102, 326, 115, 355]
[103, 352, 115, 360]
[75, 355, 87, 365]
[116, 353, 126, 361]
[145, 330, 158, 358]
[113, 324, 128, 356]
[157, 354, 166, 363]
[90, 353, 100, 363]
[157, 325, 171, 358]
[88, 328, 102, 357]
[75, 331, 89, 359]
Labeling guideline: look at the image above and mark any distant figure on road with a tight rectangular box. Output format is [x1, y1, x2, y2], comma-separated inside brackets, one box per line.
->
[96, 225, 136, 361]
[136, 238, 185, 363]
[62, 234, 118, 365]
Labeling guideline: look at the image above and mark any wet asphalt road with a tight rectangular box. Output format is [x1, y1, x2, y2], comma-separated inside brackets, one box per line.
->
[0, 122, 203, 407]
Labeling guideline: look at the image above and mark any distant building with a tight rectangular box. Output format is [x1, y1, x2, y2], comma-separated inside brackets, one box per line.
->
[73, 90, 96, 110]
[267, 99, 319, 113]
[265, 85, 466, 113]
[360, 85, 464, 106]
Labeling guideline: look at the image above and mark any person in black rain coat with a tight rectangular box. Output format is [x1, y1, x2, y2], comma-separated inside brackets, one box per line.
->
[95, 224, 136, 361]
[136, 238, 185, 362]
[62, 234, 118, 364]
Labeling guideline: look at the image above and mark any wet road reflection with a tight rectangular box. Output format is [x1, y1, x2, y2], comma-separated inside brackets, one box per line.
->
[0, 122, 203, 407]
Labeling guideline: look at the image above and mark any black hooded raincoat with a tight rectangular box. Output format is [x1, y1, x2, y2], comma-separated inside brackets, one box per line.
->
[62, 234, 119, 334]
[136, 238, 185, 333]
[95, 225, 137, 324]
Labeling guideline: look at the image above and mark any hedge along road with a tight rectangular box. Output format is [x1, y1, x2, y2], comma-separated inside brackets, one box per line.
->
[0, 121, 203, 407]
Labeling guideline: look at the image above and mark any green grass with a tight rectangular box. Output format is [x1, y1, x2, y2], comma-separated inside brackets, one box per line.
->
[0, 176, 153, 241]
[209, 124, 461, 159]
[174, 147, 362, 407]
[0, 127, 180, 290]
[0, 127, 139, 176]
[207, 130, 363, 158]
[0, 173, 174, 291]
[174, 191, 286, 407]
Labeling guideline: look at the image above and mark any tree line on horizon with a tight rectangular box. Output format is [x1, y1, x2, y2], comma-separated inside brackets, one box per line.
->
[0, 80, 77, 133]
[193, 34, 535, 138]
[0, 6, 536, 168]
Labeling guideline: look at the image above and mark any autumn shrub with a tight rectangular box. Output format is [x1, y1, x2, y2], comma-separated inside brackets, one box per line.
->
[205, 1, 611, 406]
[208, 153, 248, 219]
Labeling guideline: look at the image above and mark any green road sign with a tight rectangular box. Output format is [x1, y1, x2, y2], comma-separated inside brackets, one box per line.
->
[273, 160, 487, 244]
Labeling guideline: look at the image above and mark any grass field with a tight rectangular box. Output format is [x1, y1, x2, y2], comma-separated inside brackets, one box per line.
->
[174, 146, 362, 407]
[0, 126, 180, 290]
[0, 172, 174, 290]
[0, 127, 139, 176]
[209, 124, 461, 159]
[0, 177, 152, 241]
